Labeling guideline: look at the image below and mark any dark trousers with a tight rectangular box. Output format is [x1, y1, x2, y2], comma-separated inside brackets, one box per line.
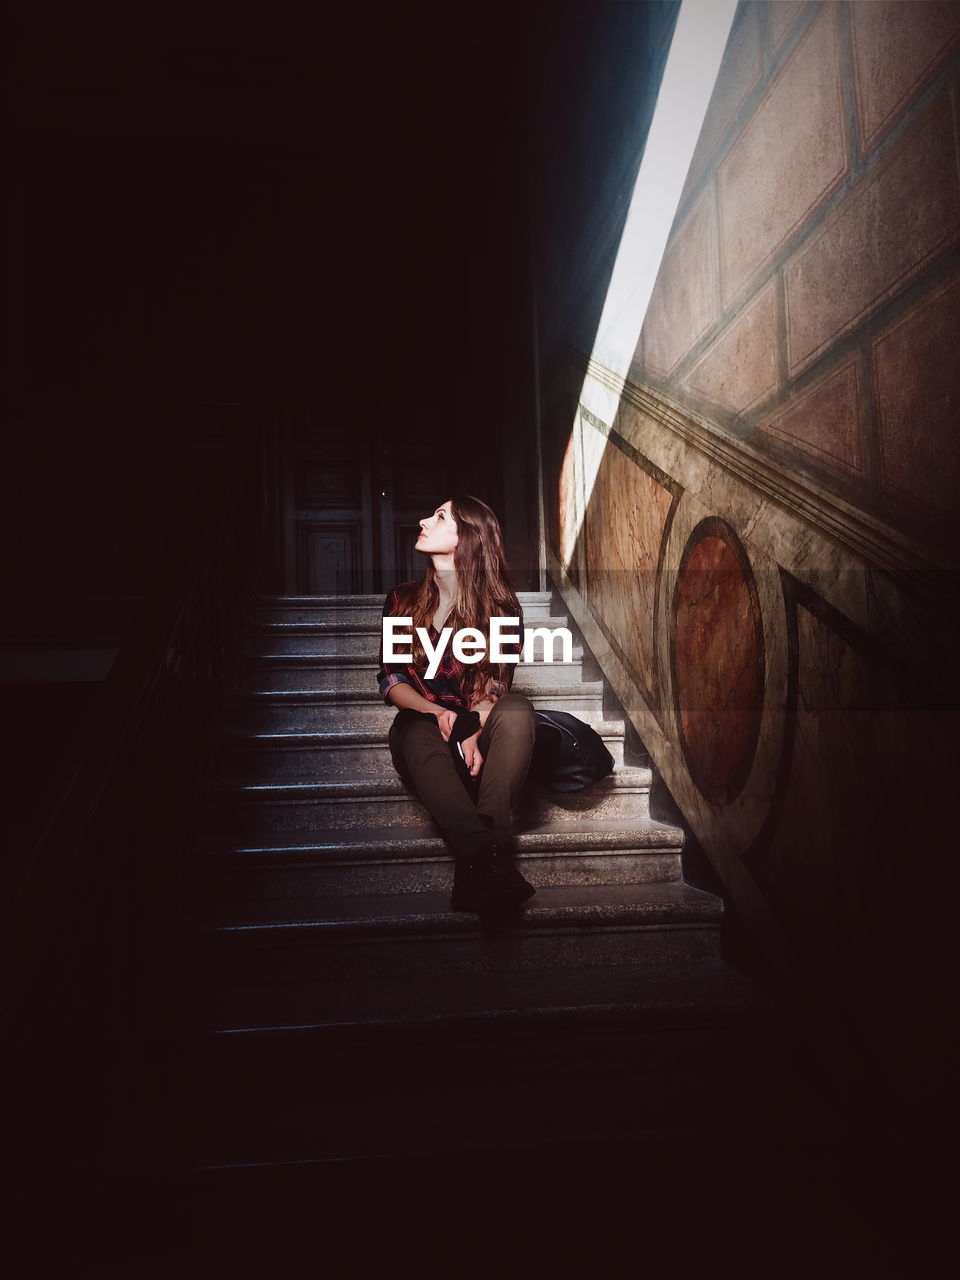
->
[388, 693, 536, 859]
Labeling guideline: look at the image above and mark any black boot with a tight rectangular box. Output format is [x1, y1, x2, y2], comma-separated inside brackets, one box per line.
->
[450, 818, 535, 914]
[481, 815, 536, 906]
[450, 842, 499, 913]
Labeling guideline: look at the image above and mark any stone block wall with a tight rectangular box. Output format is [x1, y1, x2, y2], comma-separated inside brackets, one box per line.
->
[636, 0, 960, 547]
[539, 1, 960, 1082]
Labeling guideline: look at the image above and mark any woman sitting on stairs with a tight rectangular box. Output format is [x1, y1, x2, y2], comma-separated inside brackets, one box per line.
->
[376, 495, 537, 917]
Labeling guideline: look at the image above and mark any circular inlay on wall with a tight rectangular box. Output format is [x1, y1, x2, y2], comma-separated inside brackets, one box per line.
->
[671, 517, 764, 806]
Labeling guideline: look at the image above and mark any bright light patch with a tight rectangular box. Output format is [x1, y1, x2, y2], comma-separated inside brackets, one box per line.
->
[558, 0, 738, 566]
[591, 0, 739, 379]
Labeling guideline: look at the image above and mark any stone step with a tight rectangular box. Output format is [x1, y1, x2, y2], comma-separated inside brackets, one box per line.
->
[203, 765, 652, 840]
[181, 882, 725, 978]
[198, 816, 683, 897]
[254, 599, 559, 626]
[223, 685, 605, 733]
[241, 657, 586, 695]
[137, 594, 795, 1182]
[218, 722, 626, 780]
[251, 633, 586, 660]
[148, 966, 781, 1170]
[252, 614, 576, 650]
[154, 955, 768, 1043]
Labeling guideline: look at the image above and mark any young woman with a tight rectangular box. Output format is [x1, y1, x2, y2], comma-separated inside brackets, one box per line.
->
[376, 495, 537, 915]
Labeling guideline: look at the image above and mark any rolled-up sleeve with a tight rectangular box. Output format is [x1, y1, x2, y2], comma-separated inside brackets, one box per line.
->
[378, 671, 411, 702]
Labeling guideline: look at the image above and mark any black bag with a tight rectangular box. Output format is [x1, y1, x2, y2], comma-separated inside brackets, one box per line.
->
[529, 709, 615, 792]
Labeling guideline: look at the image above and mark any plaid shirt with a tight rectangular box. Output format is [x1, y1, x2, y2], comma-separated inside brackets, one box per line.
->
[376, 582, 524, 710]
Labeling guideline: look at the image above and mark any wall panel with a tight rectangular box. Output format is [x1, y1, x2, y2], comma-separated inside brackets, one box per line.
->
[537, 1, 960, 1086]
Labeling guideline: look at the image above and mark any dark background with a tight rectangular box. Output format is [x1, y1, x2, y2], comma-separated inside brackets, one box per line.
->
[0, 0, 677, 948]
[2, 0, 677, 594]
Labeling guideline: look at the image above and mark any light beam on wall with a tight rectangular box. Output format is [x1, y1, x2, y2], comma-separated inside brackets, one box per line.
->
[560, 0, 738, 562]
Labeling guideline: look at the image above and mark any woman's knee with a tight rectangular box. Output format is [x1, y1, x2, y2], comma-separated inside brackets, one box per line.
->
[492, 693, 534, 715]
[486, 694, 535, 735]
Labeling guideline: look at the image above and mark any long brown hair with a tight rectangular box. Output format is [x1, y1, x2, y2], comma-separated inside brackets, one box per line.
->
[394, 494, 522, 708]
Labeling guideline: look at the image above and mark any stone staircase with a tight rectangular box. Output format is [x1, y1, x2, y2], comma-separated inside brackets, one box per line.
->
[142, 590, 792, 1179]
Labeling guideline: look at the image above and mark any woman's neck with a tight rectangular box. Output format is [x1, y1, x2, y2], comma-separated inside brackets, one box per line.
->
[430, 552, 457, 575]
[432, 570, 458, 629]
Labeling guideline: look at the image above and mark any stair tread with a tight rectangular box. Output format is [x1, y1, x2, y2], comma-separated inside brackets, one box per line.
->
[154, 957, 769, 1039]
[222, 721, 626, 746]
[238, 682, 602, 702]
[190, 879, 721, 935]
[206, 815, 686, 857]
[213, 767, 650, 800]
[141, 591, 788, 1171]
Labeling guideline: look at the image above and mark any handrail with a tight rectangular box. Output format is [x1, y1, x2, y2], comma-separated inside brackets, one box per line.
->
[1, 427, 264, 1020]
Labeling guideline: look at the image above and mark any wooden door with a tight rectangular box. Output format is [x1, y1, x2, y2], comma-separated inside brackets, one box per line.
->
[379, 443, 454, 591]
[276, 408, 455, 595]
[278, 412, 375, 594]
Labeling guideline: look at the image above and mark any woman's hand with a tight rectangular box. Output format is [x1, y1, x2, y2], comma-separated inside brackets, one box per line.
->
[461, 731, 484, 777]
[435, 708, 458, 742]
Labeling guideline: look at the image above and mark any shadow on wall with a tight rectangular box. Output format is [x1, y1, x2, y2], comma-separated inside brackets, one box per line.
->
[547, 363, 958, 1120]
[536, 0, 960, 1106]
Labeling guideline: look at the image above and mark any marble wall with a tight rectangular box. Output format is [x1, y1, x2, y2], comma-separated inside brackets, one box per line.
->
[539, 1, 959, 1074]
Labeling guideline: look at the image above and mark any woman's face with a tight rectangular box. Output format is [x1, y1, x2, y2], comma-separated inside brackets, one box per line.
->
[416, 499, 458, 556]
